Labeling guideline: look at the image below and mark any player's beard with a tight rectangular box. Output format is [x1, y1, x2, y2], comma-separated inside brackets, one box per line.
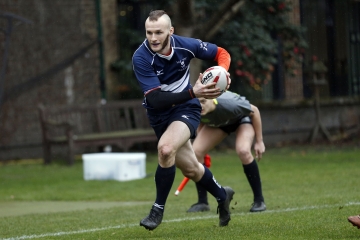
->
[159, 34, 170, 53]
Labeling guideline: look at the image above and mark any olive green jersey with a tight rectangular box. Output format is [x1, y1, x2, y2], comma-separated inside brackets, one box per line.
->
[201, 91, 253, 127]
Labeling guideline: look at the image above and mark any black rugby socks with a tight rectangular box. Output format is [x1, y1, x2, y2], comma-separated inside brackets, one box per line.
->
[243, 159, 264, 202]
[154, 164, 176, 212]
[197, 166, 226, 203]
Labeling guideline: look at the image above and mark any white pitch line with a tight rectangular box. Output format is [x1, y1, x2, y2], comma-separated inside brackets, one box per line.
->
[2, 202, 360, 240]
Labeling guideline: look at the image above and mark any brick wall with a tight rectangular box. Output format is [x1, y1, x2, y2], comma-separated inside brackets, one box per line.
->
[0, 0, 101, 159]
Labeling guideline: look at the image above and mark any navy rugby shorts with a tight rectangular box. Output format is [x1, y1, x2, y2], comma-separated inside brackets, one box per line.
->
[219, 116, 252, 135]
[147, 99, 201, 140]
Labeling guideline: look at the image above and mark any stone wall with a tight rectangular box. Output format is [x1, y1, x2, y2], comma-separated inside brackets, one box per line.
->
[220, 98, 360, 149]
[0, 0, 101, 159]
[0, 97, 359, 161]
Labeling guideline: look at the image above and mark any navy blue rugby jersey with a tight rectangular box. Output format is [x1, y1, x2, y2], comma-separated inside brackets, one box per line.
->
[132, 34, 218, 109]
[201, 91, 253, 127]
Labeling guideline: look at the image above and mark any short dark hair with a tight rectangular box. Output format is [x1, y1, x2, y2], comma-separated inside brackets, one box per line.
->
[148, 10, 168, 21]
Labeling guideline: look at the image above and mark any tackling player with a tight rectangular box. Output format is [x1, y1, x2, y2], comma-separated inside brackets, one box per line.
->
[187, 91, 266, 213]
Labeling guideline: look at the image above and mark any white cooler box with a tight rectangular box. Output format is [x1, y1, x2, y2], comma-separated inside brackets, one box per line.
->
[82, 153, 146, 181]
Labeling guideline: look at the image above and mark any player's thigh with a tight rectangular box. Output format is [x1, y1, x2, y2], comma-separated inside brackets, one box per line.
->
[158, 121, 191, 158]
[235, 123, 255, 156]
[193, 125, 227, 157]
[157, 121, 190, 168]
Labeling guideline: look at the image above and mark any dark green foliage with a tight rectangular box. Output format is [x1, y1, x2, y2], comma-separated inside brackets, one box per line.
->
[195, 0, 307, 90]
[115, 0, 307, 97]
[151, 0, 308, 90]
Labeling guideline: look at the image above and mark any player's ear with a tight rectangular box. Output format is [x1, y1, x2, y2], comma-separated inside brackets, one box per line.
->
[169, 27, 174, 35]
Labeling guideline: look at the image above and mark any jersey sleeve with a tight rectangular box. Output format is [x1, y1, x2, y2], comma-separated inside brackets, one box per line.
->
[132, 54, 161, 94]
[180, 36, 218, 61]
[214, 47, 231, 71]
[231, 93, 253, 116]
[180, 37, 230, 69]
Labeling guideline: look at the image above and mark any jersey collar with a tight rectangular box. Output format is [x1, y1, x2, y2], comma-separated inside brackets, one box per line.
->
[156, 47, 174, 60]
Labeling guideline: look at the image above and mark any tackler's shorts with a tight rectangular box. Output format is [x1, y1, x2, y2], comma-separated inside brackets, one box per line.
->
[147, 99, 201, 140]
[219, 116, 252, 135]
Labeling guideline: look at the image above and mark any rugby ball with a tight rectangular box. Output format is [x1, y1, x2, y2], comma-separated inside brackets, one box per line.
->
[201, 66, 229, 93]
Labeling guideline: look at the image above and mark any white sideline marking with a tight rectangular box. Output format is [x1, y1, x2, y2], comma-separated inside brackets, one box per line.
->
[2, 202, 360, 240]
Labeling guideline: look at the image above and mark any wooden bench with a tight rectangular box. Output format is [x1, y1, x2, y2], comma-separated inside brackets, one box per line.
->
[38, 100, 157, 165]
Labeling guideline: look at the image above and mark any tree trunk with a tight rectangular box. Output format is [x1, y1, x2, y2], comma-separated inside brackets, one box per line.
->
[172, 0, 194, 37]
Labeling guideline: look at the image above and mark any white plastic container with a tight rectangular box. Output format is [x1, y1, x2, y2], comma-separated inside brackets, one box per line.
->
[82, 153, 146, 181]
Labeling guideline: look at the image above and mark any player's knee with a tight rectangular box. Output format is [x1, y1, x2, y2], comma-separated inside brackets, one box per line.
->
[182, 167, 199, 179]
[182, 170, 195, 179]
[181, 162, 202, 179]
[236, 148, 252, 163]
[158, 143, 176, 160]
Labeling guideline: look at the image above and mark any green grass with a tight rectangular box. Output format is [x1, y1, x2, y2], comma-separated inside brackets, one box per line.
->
[0, 143, 359, 239]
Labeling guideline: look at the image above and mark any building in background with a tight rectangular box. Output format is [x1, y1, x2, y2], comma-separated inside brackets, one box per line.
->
[301, 0, 360, 98]
[0, 0, 104, 160]
[0, 0, 359, 161]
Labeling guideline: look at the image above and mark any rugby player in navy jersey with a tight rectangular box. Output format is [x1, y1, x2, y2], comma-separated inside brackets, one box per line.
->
[132, 10, 234, 230]
[187, 91, 266, 213]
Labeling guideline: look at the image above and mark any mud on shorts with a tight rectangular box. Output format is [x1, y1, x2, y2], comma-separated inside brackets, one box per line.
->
[219, 116, 252, 135]
[147, 100, 201, 140]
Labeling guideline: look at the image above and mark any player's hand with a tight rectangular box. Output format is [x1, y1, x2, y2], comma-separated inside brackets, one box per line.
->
[193, 73, 222, 99]
[225, 71, 231, 91]
[218, 66, 231, 91]
[254, 141, 265, 161]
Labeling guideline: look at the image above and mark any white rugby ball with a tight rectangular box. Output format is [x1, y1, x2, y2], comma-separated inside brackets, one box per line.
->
[201, 66, 229, 93]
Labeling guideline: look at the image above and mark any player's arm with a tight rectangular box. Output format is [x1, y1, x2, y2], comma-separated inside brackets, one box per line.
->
[214, 47, 231, 71]
[144, 47, 230, 109]
[134, 56, 218, 109]
[146, 76, 220, 110]
[145, 87, 196, 109]
[249, 104, 265, 160]
[214, 47, 231, 89]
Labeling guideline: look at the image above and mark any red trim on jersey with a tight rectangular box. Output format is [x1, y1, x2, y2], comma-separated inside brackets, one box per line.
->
[144, 86, 161, 96]
[189, 88, 195, 98]
[164, 47, 172, 56]
[214, 47, 231, 71]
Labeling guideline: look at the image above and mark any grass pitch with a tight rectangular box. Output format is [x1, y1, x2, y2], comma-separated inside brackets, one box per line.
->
[0, 142, 359, 239]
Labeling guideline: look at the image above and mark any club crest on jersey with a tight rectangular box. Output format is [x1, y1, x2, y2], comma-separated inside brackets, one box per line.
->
[176, 58, 188, 71]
